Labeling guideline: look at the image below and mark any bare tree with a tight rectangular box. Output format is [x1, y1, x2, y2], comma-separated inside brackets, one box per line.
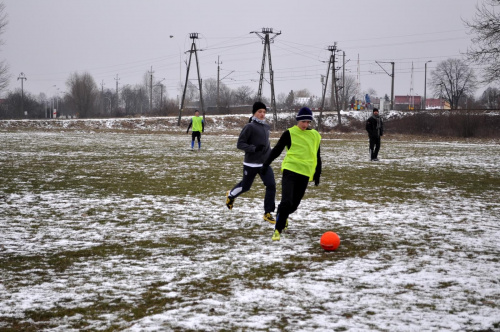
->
[122, 84, 148, 116]
[464, 0, 500, 84]
[66, 72, 98, 118]
[430, 58, 477, 110]
[219, 84, 232, 109]
[294, 89, 311, 98]
[1, 89, 44, 119]
[479, 86, 500, 109]
[202, 78, 218, 108]
[153, 80, 166, 113]
[233, 85, 254, 106]
[276, 92, 287, 110]
[285, 90, 294, 109]
[184, 80, 199, 108]
[338, 75, 356, 109]
[0, 2, 10, 92]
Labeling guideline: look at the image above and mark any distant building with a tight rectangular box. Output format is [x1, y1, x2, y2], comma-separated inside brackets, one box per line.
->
[425, 98, 450, 110]
[294, 97, 312, 105]
[371, 97, 380, 110]
[394, 95, 422, 110]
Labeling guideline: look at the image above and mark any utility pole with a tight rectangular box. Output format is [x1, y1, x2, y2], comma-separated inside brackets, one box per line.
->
[376, 61, 395, 110]
[391, 62, 395, 110]
[333, 45, 341, 124]
[101, 80, 105, 115]
[149, 66, 154, 113]
[179, 32, 205, 125]
[424, 60, 432, 110]
[215, 56, 234, 113]
[17, 72, 27, 118]
[410, 62, 414, 110]
[114, 74, 120, 112]
[154, 78, 165, 111]
[343, 51, 346, 111]
[251, 27, 281, 130]
[318, 43, 341, 130]
[216, 55, 221, 111]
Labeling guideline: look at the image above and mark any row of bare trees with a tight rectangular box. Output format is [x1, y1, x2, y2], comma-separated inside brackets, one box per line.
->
[2, 70, 499, 120]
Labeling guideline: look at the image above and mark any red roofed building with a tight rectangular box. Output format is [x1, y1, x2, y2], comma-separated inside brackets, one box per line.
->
[394, 95, 422, 110]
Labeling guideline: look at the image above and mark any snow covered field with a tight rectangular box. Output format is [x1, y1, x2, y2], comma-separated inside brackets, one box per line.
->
[1, 128, 499, 331]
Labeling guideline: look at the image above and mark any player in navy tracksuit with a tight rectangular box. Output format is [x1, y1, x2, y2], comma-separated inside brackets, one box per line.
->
[225, 101, 276, 224]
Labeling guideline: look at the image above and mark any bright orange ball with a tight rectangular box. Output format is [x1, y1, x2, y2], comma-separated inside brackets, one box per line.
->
[320, 231, 340, 251]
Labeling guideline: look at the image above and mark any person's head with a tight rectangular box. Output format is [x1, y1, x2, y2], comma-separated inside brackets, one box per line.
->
[194, 110, 200, 116]
[296, 107, 313, 130]
[252, 101, 267, 121]
[373, 108, 379, 116]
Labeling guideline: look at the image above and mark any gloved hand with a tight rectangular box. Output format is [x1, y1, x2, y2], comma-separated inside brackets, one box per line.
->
[314, 174, 320, 186]
[255, 145, 265, 152]
[186, 130, 189, 134]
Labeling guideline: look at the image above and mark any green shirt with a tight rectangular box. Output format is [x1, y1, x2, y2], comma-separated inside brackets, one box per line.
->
[282, 125, 321, 181]
[192, 116, 203, 132]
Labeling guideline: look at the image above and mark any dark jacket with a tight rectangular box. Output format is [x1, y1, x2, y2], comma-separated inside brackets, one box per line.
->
[237, 119, 271, 165]
[366, 115, 384, 138]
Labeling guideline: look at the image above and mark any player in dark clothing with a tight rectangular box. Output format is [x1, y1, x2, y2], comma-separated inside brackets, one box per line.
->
[226, 101, 277, 224]
[366, 108, 384, 161]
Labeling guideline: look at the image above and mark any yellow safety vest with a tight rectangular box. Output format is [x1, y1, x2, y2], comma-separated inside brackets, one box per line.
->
[282, 125, 321, 181]
[192, 116, 203, 132]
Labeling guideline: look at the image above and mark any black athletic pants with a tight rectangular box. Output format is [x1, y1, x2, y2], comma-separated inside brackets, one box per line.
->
[276, 170, 309, 232]
[229, 165, 276, 214]
[369, 135, 381, 160]
[191, 131, 201, 143]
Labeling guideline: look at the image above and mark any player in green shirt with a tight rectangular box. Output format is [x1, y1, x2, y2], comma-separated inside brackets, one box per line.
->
[186, 110, 204, 150]
[262, 107, 322, 241]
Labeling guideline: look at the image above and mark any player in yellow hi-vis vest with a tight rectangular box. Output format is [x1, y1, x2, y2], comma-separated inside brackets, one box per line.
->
[186, 110, 204, 150]
[262, 107, 321, 241]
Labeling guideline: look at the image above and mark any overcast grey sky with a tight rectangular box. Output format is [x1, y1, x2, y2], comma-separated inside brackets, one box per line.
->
[2, 0, 484, 101]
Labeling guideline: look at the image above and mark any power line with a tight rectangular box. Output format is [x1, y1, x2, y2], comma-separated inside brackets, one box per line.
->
[251, 27, 281, 129]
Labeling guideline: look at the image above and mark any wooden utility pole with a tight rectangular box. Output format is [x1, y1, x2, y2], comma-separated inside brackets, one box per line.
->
[343, 51, 346, 111]
[178, 33, 205, 125]
[149, 66, 154, 113]
[251, 27, 281, 130]
[332, 44, 341, 124]
[101, 80, 105, 115]
[114, 74, 120, 112]
[17, 72, 27, 117]
[318, 43, 341, 129]
[391, 62, 395, 110]
[216, 56, 221, 111]
[376, 61, 395, 110]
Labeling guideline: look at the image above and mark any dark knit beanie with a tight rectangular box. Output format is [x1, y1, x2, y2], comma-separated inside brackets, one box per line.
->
[252, 101, 267, 114]
[296, 107, 313, 121]
[373, 108, 379, 113]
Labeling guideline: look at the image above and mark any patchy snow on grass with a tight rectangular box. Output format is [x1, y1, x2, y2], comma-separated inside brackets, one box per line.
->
[0, 127, 499, 331]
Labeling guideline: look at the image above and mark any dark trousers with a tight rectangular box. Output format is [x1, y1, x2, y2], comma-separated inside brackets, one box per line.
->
[276, 170, 309, 232]
[369, 135, 381, 160]
[229, 165, 276, 214]
[191, 131, 201, 149]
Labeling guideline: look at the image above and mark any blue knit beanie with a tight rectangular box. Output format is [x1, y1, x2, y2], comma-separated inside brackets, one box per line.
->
[296, 107, 313, 121]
